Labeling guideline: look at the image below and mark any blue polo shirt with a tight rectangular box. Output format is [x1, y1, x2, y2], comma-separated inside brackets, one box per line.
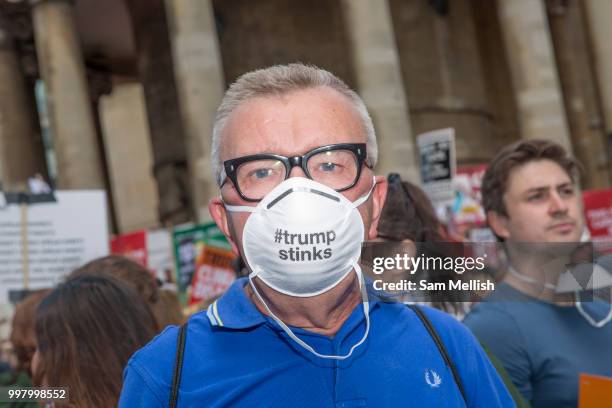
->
[119, 279, 513, 407]
[464, 283, 612, 408]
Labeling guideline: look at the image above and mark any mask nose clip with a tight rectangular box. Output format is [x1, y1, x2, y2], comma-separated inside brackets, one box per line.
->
[267, 189, 294, 209]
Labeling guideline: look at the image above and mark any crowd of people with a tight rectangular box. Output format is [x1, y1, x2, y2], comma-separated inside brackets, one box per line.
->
[2, 256, 184, 407]
[1, 63, 611, 407]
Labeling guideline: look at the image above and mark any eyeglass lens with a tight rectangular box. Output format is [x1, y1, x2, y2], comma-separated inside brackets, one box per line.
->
[235, 149, 359, 200]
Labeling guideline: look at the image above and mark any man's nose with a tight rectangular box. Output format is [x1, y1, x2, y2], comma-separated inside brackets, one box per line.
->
[549, 191, 568, 215]
[288, 165, 308, 179]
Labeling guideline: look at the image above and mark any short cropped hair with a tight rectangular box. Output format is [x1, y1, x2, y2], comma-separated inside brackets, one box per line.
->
[211, 63, 378, 186]
[481, 139, 580, 216]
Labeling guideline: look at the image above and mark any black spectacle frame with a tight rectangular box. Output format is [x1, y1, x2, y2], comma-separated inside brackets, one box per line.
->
[222, 143, 368, 202]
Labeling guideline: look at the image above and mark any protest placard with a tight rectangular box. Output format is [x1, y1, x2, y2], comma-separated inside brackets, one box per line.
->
[110, 230, 147, 266]
[0, 191, 109, 304]
[452, 165, 487, 228]
[110, 228, 174, 283]
[417, 128, 456, 210]
[190, 245, 236, 305]
[583, 189, 612, 254]
[173, 222, 236, 304]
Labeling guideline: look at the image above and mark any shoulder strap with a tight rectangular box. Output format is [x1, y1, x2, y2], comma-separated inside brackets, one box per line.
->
[407, 304, 467, 405]
[169, 322, 188, 408]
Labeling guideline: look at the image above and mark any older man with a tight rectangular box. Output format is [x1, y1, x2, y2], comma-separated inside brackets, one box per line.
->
[119, 64, 512, 407]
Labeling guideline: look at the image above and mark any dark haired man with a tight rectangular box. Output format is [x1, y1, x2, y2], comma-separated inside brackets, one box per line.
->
[464, 139, 612, 408]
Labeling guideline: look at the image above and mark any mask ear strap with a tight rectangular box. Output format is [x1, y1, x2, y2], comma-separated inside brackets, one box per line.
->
[248, 263, 370, 360]
[576, 291, 612, 328]
[223, 202, 258, 213]
[352, 176, 377, 208]
[508, 266, 556, 291]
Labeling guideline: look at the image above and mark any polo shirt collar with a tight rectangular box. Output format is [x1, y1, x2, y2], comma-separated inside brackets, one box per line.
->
[206, 278, 266, 329]
[206, 277, 385, 330]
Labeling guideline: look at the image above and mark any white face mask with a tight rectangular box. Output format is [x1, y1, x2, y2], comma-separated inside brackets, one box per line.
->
[225, 176, 375, 359]
[225, 176, 375, 297]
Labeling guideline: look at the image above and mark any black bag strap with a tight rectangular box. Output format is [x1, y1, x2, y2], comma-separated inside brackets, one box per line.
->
[169, 322, 188, 408]
[168, 308, 467, 407]
[407, 304, 467, 405]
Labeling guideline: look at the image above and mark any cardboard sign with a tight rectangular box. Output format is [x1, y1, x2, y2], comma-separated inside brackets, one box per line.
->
[0, 191, 109, 304]
[417, 128, 456, 208]
[579, 373, 612, 407]
[583, 189, 612, 254]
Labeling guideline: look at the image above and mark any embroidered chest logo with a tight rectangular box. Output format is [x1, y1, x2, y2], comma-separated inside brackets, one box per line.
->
[425, 369, 442, 388]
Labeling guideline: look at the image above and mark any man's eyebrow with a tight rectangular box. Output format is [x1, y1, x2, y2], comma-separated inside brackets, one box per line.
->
[523, 182, 573, 194]
[523, 186, 549, 194]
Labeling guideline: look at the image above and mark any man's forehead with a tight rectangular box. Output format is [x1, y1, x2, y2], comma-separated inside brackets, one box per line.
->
[506, 159, 573, 194]
[219, 87, 367, 160]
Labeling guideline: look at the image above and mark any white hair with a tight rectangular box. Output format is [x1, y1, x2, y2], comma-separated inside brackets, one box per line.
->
[211, 63, 378, 186]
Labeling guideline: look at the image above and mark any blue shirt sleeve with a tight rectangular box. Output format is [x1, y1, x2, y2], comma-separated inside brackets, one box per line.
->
[421, 307, 516, 407]
[119, 325, 180, 407]
[119, 359, 165, 408]
[464, 305, 532, 402]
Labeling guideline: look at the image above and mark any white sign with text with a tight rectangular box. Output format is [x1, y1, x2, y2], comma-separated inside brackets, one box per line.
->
[0, 191, 109, 303]
[417, 128, 457, 208]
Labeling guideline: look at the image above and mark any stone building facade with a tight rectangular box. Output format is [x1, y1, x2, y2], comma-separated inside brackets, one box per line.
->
[0, 0, 610, 233]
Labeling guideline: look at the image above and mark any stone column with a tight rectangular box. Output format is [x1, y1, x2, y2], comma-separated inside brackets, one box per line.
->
[340, 0, 419, 183]
[99, 82, 159, 233]
[164, 0, 225, 222]
[30, 0, 105, 189]
[127, 0, 193, 225]
[546, 0, 609, 189]
[0, 20, 38, 190]
[390, 0, 518, 166]
[496, 0, 572, 151]
[584, 0, 612, 181]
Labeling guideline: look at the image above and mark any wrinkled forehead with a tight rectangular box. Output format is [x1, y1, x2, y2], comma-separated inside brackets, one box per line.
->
[219, 87, 367, 161]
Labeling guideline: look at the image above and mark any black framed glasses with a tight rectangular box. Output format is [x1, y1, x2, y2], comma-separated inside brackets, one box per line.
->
[222, 143, 368, 201]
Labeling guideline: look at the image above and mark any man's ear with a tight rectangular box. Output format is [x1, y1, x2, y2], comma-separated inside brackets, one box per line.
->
[487, 210, 510, 240]
[368, 176, 388, 240]
[209, 196, 240, 256]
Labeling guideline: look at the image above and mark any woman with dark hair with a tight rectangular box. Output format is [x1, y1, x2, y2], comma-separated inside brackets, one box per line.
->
[33, 275, 158, 407]
[376, 173, 467, 313]
[377, 173, 446, 243]
[69, 255, 173, 329]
